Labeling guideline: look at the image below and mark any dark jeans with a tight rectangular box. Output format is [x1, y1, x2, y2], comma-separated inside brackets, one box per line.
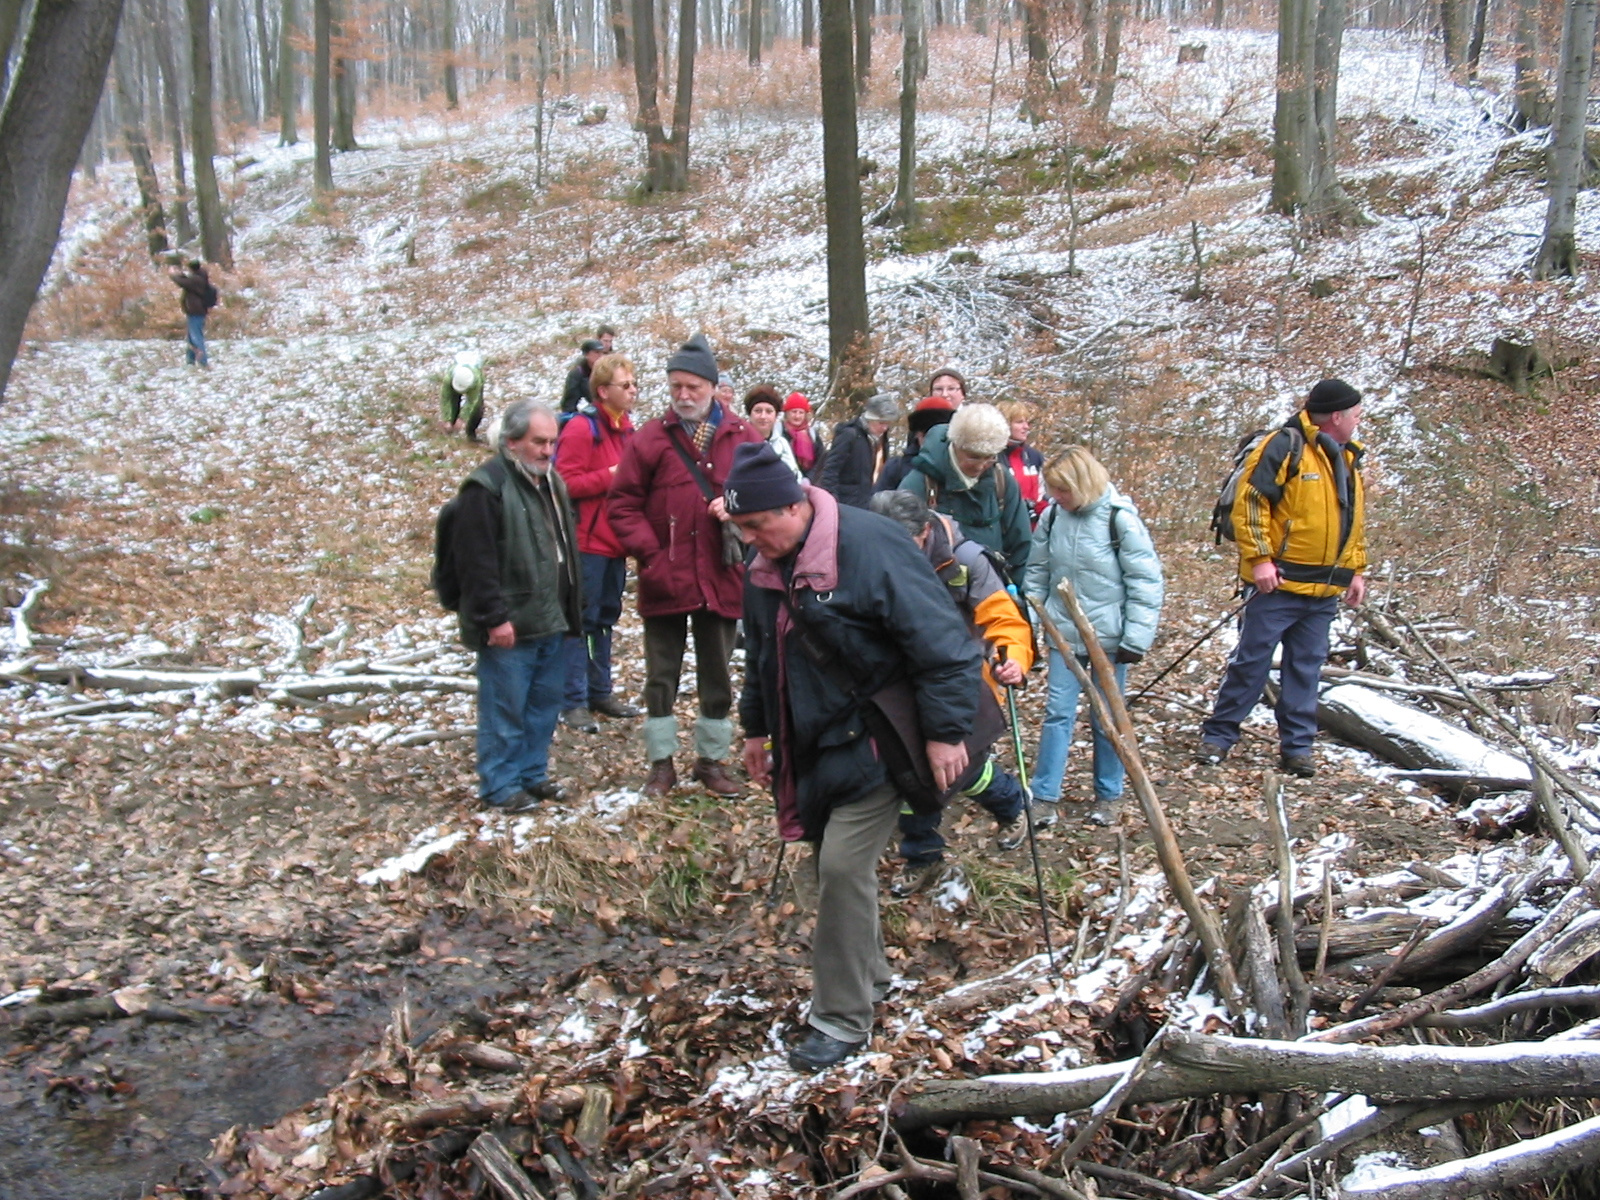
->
[563, 553, 626, 709]
[642, 610, 737, 719]
[185, 314, 207, 366]
[475, 634, 565, 804]
[445, 388, 483, 439]
[1201, 588, 1339, 757]
[898, 755, 1025, 866]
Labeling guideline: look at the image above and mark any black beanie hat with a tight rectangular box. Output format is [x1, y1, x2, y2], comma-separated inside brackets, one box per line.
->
[665, 333, 719, 385]
[1305, 378, 1362, 414]
[724, 443, 805, 515]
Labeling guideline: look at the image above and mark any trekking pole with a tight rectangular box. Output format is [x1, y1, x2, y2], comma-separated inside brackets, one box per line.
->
[998, 647, 1057, 974]
[1126, 600, 1247, 707]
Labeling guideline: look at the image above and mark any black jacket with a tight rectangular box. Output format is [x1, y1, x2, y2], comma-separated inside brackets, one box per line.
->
[561, 360, 592, 414]
[819, 417, 886, 508]
[173, 269, 213, 317]
[453, 454, 582, 647]
[740, 497, 982, 840]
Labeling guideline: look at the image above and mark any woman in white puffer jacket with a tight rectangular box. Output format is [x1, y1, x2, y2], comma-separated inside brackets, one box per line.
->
[1023, 446, 1164, 825]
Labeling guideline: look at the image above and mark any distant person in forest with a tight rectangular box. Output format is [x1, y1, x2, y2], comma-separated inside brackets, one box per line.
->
[562, 339, 606, 415]
[596, 324, 617, 353]
[996, 399, 1046, 525]
[450, 401, 582, 813]
[440, 350, 486, 441]
[820, 392, 898, 507]
[168, 259, 217, 367]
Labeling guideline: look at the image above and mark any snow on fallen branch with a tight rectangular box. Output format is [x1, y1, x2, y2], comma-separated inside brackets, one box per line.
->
[6, 579, 48, 651]
[895, 1030, 1600, 1131]
[1342, 1112, 1600, 1199]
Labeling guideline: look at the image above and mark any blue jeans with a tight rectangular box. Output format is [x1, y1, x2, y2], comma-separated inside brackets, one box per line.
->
[898, 756, 1024, 865]
[1033, 649, 1128, 803]
[1201, 588, 1338, 757]
[185, 314, 207, 365]
[563, 553, 626, 709]
[475, 634, 565, 804]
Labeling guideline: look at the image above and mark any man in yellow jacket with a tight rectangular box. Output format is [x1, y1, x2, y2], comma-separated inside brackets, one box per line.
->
[1196, 379, 1368, 778]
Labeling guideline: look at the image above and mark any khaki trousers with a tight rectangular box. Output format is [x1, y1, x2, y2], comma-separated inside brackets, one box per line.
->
[807, 782, 902, 1044]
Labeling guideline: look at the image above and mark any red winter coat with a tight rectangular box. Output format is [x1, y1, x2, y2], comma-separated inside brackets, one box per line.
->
[607, 404, 763, 619]
[556, 405, 634, 558]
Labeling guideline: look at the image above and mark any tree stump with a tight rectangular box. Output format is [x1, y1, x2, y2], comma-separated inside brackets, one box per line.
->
[1483, 337, 1554, 397]
[1178, 42, 1207, 62]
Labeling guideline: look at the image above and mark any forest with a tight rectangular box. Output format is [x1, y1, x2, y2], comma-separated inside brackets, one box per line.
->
[6, 0, 1600, 1197]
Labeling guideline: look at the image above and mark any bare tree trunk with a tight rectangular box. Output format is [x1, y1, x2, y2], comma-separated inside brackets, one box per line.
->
[0, 0, 126, 402]
[442, 0, 457, 104]
[1081, 0, 1100, 88]
[1438, 0, 1464, 72]
[255, 0, 274, 118]
[1021, 0, 1049, 118]
[800, 0, 812, 47]
[1306, 0, 1355, 226]
[1464, 0, 1487, 79]
[819, 0, 869, 393]
[970, 0, 984, 35]
[875, 0, 919, 227]
[630, 0, 672, 189]
[606, 0, 628, 65]
[312, 0, 331, 191]
[665, 0, 693, 188]
[1089, 0, 1124, 121]
[332, 0, 355, 148]
[1534, 0, 1598, 279]
[852, 0, 869, 93]
[1511, 0, 1551, 129]
[746, 0, 758, 62]
[145, 0, 195, 242]
[1210, 0, 1224, 29]
[115, 31, 169, 254]
[186, 0, 232, 265]
[1270, 0, 1315, 215]
[279, 0, 298, 142]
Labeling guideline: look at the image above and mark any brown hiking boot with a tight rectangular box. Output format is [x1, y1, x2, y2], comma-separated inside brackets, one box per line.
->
[691, 757, 743, 797]
[642, 758, 677, 797]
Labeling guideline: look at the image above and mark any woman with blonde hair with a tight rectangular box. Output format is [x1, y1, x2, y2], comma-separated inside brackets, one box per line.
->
[995, 399, 1045, 525]
[1023, 446, 1163, 825]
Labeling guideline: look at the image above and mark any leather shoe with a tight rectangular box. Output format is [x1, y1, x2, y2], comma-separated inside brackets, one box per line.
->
[526, 780, 568, 803]
[788, 1028, 865, 1073]
[561, 707, 599, 734]
[1194, 739, 1231, 765]
[691, 757, 743, 797]
[642, 758, 677, 797]
[1280, 753, 1317, 778]
[590, 696, 642, 719]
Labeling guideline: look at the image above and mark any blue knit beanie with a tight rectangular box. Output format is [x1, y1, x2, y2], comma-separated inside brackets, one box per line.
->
[665, 333, 719, 385]
[724, 443, 805, 514]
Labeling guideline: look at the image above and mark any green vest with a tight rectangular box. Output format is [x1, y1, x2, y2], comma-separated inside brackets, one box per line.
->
[458, 455, 581, 647]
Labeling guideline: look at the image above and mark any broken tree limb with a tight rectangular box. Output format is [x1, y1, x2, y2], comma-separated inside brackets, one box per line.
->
[269, 673, 476, 700]
[1527, 910, 1600, 985]
[894, 1030, 1600, 1130]
[8, 579, 48, 650]
[1051, 1025, 1172, 1169]
[466, 1131, 541, 1200]
[1309, 859, 1600, 1043]
[1032, 590, 1246, 1018]
[1415, 985, 1600, 1029]
[30, 665, 264, 695]
[1341, 1111, 1600, 1200]
[1533, 766, 1590, 876]
[1264, 773, 1311, 1034]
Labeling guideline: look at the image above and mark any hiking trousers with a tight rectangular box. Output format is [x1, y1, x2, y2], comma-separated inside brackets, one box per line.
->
[809, 782, 901, 1044]
[1201, 588, 1338, 757]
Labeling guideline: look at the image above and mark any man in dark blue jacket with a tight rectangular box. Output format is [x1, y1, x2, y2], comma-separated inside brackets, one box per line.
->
[730, 442, 983, 1072]
[819, 392, 899, 507]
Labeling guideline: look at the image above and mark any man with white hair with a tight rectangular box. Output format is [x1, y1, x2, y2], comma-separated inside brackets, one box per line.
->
[899, 402, 1032, 577]
[441, 351, 486, 441]
[450, 401, 582, 812]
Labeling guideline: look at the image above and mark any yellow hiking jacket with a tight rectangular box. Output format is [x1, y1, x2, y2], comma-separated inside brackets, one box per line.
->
[1233, 411, 1367, 599]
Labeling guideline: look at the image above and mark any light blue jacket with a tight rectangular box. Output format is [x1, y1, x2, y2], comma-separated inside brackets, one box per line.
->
[1023, 487, 1163, 657]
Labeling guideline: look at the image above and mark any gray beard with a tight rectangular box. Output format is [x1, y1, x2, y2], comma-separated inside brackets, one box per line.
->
[507, 452, 550, 485]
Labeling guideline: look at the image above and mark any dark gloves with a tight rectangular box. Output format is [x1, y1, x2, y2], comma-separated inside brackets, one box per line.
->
[1115, 647, 1145, 665]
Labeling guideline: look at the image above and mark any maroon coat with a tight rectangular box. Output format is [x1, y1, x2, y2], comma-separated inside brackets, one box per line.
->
[607, 404, 763, 619]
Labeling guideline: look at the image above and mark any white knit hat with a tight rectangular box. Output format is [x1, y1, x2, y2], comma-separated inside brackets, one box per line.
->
[451, 364, 476, 393]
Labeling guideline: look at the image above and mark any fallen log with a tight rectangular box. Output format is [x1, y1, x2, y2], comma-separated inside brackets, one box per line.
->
[270, 673, 476, 700]
[467, 1132, 541, 1200]
[893, 1030, 1600, 1130]
[10, 993, 202, 1028]
[1527, 911, 1600, 985]
[30, 665, 264, 696]
[1341, 1111, 1600, 1199]
[1415, 985, 1600, 1029]
[1316, 684, 1531, 794]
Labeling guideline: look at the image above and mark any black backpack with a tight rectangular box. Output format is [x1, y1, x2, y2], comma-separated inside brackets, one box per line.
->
[201, 281, 219, 310]
[432, 494, 465, 611]
[1211, 425, 1304, 544]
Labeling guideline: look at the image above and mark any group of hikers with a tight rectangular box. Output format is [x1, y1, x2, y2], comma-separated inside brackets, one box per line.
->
[435, 330, 1368, 1072]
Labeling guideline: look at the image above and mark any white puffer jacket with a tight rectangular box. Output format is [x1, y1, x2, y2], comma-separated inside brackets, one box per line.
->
[1023, 486, 1163, 657]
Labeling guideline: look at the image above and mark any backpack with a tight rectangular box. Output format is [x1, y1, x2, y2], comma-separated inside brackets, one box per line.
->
[1210, 425, 1304, 544]
[201, 281, 219, 310]
[432, 493, 465, 611]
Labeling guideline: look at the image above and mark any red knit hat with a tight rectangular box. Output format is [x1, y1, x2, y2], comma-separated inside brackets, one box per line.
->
[909, 395, 957, 435]
[782, 392, 812, 412]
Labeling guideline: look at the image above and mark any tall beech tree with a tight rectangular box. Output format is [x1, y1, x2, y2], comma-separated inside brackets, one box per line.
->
[819, 0, 868, 392]
[187, 0, 232, 265]
[312, 0, 331, 192]
[114, 31, 169, 256]
[0, 0, 126, 401]
[629, 0, 695, 190]
[1534, 0, 1598, 279]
